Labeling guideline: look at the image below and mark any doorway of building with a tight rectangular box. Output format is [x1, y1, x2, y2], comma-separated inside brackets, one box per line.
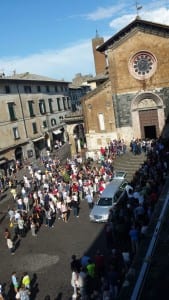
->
[139, 109, 159, 139]
[15, 147, 23, 161]
[73, 124, 86, 153]
[144, 125, 157, 139]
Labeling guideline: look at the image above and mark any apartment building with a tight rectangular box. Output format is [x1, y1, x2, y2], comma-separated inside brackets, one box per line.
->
[0, 72, 71, 172]
[69, 84, 91, 111]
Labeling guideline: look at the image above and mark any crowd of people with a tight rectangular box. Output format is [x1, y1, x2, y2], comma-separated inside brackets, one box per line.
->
[69, 138, 169, 299]
[1, 137, 169, 299]
[129, 138, 156, 155]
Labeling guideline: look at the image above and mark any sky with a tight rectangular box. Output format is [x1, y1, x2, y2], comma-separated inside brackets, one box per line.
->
[0, 0, 169, 81]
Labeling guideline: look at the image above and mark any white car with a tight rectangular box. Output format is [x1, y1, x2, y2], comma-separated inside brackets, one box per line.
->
[112, 171, 127, 180]
[89, 171, 127, 223]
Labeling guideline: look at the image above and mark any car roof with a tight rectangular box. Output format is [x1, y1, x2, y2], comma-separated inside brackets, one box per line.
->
[100, 179, 124, 198]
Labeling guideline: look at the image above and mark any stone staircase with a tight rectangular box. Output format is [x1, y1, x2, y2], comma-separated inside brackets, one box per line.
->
[113, 151, 146, 182]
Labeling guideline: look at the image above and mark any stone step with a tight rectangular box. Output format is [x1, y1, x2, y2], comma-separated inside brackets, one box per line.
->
[113, 152, 146, 181]
[114, 163, 143, 169]
[115, 152, 146, 161]
[114, 161, 144, 170]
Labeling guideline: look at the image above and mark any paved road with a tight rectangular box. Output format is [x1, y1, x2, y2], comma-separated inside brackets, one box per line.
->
[0, 187, 106, 300]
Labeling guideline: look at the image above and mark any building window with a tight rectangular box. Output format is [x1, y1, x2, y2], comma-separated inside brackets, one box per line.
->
[43, 120, 47, 128]
[67, 97, 71, 109]
[57, 98, 61, 111]
[32, 122, 38, 134]
[13, 127, 20, 139]
[24, 86, 32, 93]
[28, 100, 35, 117]
[46, 86, 50, 93]
[55, 86, 58, 92]
[59, 116, 64, 121]
[48, 98, 53, 113]
[5, 86, 10, 93]
[39, 99, 46, 115]
[51, 118, 57, 126]
[98, 113, 105, 131]
[8, 102, 17, 121]
[37, 86, 41, 92]
[62, 97, 67, 110]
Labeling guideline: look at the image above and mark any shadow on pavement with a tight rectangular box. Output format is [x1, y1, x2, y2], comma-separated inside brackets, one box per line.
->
[0, 193, 7, 202]
[0, 213, 6, 224]
[30, 273, 39, 300]
[54, 292, 63, 299]
[44, 295, 51, 300]
[6, 282, 16, 300]
[14, 238, 21, 251]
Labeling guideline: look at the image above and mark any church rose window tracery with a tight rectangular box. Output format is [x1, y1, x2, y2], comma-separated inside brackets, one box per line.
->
[128, 51, 157, 80]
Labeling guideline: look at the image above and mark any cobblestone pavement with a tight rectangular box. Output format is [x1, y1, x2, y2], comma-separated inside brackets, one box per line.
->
[0, 176, 106, 300]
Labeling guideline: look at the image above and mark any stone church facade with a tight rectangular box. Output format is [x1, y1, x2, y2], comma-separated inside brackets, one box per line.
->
[82, 18, 169, 151]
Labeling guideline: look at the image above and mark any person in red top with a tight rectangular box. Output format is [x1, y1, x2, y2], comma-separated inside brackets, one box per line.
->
[149, 191, 158, 208]
[100, 147, 106, 156]
[52, 186, 58, 196]
[94, 250, 105, 277]
[99, 182, 105, 194]
[72, 182, 78, 193]
[71, 173, 77, 181]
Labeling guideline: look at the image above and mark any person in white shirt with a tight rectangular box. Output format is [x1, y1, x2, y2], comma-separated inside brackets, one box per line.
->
[61, 201, 68, 222]
[71, 193, 79, 217]
[43, 182, 49, 192]
[85, 193, 93, 210]
[8, 208, 15, 222]
[17, 216, 25, 237]
[78, 267, 87, 299]
[56, 200, 62, 219]
[23, 195, 30, 212]
[17, 198, 24, 211]
[71, 268, 79, 298]
[14, 210, 21, 221]
[125, 183, 133, 197]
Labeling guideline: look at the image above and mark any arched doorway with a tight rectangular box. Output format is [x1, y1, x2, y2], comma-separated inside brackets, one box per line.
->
[73, 124, 86, 153]
[131, 92, 165, 139]
[139, 109, 158, 139]
[66, 123, 86, 155]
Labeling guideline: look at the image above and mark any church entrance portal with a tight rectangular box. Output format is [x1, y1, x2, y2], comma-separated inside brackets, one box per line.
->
[131, 92, 165, 141]
[139, 109, 159, 139]
[144, 125, 156, 139]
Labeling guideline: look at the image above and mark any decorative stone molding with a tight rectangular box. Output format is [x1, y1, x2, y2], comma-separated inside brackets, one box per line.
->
[131, 92, 164, 111]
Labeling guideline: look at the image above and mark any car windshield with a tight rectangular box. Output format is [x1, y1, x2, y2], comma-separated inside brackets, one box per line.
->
[97, 197, 112, 206]
[114, 171, 126, 179]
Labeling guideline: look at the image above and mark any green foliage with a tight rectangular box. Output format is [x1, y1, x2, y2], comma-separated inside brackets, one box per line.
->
[62, 171, 70, 183]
